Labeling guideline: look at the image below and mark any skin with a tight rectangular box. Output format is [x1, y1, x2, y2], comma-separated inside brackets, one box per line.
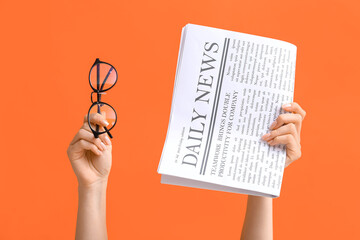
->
[67, 113, 112, 240]
[241, 102, 306, 240]
[67, 102, 306, 240]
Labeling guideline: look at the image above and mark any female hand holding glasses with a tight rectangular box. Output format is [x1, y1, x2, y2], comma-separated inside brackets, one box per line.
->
[66, 113, 112, 240]
[67, 113, 112, 187]
[67, 58, 117, 240]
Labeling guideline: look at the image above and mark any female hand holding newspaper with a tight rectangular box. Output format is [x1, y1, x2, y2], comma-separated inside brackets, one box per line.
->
[262, 102, 306, 167]
[241, 102, 306, 240]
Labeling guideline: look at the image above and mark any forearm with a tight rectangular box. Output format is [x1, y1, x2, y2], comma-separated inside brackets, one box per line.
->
[241, 195, 273, 240]
[76, 180, 108, 240]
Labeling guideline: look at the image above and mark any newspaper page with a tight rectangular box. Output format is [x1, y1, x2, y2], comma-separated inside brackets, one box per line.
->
[158, 24, 297, 197]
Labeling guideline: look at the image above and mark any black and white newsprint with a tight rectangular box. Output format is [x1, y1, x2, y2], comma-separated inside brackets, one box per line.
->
[158, 24, 297, 198]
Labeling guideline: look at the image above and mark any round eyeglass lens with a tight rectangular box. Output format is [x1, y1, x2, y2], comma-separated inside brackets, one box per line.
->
[88, 102, 117, 134]
[90, 62, 117, 91]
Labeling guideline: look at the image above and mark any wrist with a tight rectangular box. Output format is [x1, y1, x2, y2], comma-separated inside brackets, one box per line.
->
[78, 179, 108, 195]
[247, 195, 273, 205]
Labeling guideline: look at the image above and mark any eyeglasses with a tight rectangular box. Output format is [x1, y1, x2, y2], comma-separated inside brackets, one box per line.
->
[87, 58, 118, 138]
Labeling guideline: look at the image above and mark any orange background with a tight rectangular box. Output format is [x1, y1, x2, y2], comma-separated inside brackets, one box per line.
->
[1, 0, 359, 239]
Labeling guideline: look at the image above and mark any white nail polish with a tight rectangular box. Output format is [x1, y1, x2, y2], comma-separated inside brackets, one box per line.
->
[100, 142, 106, 150]
[283, 103, 291, 108]
[105, 136, 111, 145]
[270, 120, 277, 129]
[262, 133, 271, 140]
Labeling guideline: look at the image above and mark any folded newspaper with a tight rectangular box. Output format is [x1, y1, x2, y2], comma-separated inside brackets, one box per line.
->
[157, 24, 297, 198]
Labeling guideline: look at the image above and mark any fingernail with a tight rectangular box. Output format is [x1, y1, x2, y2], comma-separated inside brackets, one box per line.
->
[102, 120, 109, 126]
[97, 149, 102, 155]
[268, 140, 274, 145]
[270, 120, 277, 129]
[100, 141, 106, 150]
[262, 133, 271, 140]
[105, 136, 111, 145]
[282, 103, 291, 108]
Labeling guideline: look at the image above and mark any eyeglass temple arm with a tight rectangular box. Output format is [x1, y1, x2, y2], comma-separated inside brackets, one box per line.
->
[94, 61, 114, 139]
[100, 67, 114, 138]
[104, 127, 113, 138]
[95, 100, 113, 139]
[93, 126, 113, 139]
[96, 63, 100, 134]
[100, 67, 113, 91]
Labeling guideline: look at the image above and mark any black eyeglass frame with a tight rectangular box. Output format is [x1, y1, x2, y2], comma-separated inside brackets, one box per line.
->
[87, 58, 118, 139]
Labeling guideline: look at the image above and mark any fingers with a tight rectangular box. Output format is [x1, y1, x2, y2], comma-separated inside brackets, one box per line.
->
[83, 112, 109, 127]
[267, 133, 302, 167]
[269, 112, 303, 137]
[268, 133, 302, 165]
[267, 133, 297, 148]
[81, 122, 112, 146]
[260, 102, 305, 167]
[82, 113, 112, 145]
[282, 102, 306, 120]
[70, 128, 107, 151]
[103, 134, 112, 146]
[262, 123, 299, 143]
[75, 139, 103, 156]
[268, 102, 306, 141]
[101, 110, 107, 119]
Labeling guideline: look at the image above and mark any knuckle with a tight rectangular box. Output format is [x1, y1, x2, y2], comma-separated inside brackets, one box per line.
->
[91, 144, 98, 152]
[278, 114, 285, 121]
[79, 139, 85, 147]
[295, 114, 302, 122]
[288, 123, 296, 132]
[90, 113, 103, 124]
[271, 129, 277, 136]
[297, 150, 302, 159]
[81, 124, 90, 132]
[94, 138, 101, 145]
[89, 113, 96, 122]
[95, 113, 103, 120]
[285, 134, 292, 142]
[79, 128, 86, 135]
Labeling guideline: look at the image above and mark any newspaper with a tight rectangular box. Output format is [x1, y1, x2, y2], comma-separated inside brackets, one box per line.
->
[158, 24, 297, 197]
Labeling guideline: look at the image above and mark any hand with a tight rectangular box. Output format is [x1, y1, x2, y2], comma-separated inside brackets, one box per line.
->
[67, 113, 113, 187]
[261, 102, 306, 168]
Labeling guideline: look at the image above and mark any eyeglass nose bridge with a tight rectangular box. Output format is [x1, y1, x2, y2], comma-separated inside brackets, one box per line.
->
[90, 91, 107, 103]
